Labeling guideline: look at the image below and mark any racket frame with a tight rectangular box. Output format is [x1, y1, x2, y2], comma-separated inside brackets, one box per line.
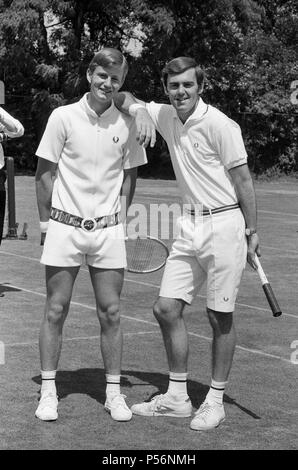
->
[125, 235, 169, 274]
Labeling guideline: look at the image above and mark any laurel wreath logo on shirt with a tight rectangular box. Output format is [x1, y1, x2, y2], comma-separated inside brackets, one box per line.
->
[113, 136, 119, 143]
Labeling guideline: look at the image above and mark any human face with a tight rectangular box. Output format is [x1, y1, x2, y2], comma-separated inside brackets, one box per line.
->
[165, 68, 201, 122]
[87, 64, 125, 112]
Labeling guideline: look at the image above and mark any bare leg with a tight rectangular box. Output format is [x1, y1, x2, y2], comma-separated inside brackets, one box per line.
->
[89, 267, 124, 375]
[130, 296, 192, 418]
[89, 267, 132, 421]
[189, 308, 235, 430]
[206, 308, 236, 381]
[153, 297, 188, 372]
[39, 266, 80, 371]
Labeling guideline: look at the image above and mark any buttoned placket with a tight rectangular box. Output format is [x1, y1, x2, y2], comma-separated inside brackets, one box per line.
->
[174, 119, 193, 164]
[96, 116, 101, 132]
[173, 100, 208, 156]
[90, 115, 101, 208]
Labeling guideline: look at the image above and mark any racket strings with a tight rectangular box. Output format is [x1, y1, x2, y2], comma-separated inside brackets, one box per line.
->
[126, 237, 168, 273]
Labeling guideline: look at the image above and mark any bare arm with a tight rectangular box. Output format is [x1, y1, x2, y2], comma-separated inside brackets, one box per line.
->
[35, 157, 57, 245]
[120, 167, 138, 225]
[0, 107, 24, 137]
[114, 92, 156, 148]
[114, 92, 145, 110]
[229, 163, 260, 269]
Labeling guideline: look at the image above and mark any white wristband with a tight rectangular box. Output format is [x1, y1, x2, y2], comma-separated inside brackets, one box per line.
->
[40, 221, 49, 233]
[128, 103, 145, 116]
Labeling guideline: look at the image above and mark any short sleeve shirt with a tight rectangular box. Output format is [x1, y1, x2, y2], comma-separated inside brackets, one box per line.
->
[146, 99, 247, 209]
[36, 94, 147, 217]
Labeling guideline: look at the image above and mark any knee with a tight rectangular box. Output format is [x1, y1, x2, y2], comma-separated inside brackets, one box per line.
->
[153, 298, 179, 324]
[207, 308, 234, 334]
[45, 299, 66, 325]
[99, 303, 121, 327]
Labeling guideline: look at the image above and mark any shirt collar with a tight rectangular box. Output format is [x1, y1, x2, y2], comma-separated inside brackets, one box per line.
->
[80, 93, 115, 118]
[173, 97, 208, 123]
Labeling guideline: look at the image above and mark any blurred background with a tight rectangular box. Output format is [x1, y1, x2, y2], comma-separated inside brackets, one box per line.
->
[0, 0, 297, 178]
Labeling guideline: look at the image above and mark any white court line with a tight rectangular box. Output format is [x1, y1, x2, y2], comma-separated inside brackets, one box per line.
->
[0, 282, 159, 327]
[4, 331, 158, 348]
[188, 332, 293, 364]
[0, 251, 39, 262]
[0, 249, 297, 319]
[0, 281, 293, 364]
[255, 188, 298, 196]
[258, 209, 298, 218]
[262, 245, 298, 255]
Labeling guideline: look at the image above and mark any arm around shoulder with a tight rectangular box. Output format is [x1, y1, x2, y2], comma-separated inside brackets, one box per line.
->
[114, 92, 146, 115]
[114, 92, 156, 148]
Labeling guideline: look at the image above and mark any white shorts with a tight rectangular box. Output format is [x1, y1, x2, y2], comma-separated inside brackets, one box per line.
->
[41, 219, 127, 268]
[159, 208, 247, 312]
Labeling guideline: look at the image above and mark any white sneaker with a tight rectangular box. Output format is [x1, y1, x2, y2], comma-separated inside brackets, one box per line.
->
[131, 393, 192, 417]
[35, 392, 58, 421]
[104, 394, 132, 422]
[190, 401, 225, 431]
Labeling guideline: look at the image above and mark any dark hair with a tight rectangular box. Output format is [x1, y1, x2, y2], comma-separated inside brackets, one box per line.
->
[162, 57, 205, 89]
[88, 47, 128, 81]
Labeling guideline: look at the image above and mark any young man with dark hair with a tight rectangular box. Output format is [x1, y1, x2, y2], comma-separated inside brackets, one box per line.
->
[115, 56, 260, 431]
[35, 47, 147, 422]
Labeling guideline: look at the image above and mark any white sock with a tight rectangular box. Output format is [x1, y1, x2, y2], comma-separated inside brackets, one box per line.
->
[105, 374, 121, 397]
[40, 370, 57, 395]
[167, 372, 188, 397]
[205, 379, 227, 406]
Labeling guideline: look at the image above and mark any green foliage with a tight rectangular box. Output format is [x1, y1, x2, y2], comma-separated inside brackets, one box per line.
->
[0, 0, 297, 176]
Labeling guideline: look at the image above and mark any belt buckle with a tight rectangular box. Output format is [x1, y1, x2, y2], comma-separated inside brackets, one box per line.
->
[81, 218, 96, 232]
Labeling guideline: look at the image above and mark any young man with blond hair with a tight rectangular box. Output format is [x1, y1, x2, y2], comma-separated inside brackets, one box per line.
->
[35, 48, 147, 422]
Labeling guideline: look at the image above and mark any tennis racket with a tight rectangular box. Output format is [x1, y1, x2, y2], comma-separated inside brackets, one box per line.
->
[125, 235, 169, 273]
[254, 256, 282, 317]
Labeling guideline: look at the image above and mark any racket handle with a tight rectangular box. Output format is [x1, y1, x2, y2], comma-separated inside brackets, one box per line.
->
[255, 256, 282, 317]
[262, 283, 282, 317]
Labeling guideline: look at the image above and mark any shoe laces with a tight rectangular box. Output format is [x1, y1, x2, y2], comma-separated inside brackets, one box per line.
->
[149, 394, 168, 411]
[39, 392, 58, 407]
[110, 393, 128, 408]
[197, 401, 213, 417]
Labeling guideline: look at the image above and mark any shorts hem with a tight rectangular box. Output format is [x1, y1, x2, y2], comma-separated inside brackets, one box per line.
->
[206, 302, 235, 313]
[159, 290, 193, 305]
[87, 263, 126, 269]
[40, 259, 81, 267]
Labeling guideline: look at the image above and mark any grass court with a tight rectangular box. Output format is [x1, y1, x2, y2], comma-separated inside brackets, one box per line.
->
[0, 176, 297, 451]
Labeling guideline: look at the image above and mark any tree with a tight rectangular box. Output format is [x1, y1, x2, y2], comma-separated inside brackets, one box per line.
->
[235, 0, 298, 174]
[129, 0, 298, 175]
[0, 0, 296, 175]
[0, 0, 141, 167]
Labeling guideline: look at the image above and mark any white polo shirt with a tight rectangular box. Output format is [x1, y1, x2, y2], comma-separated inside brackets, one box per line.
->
[146, 98, 247, 209]
[36, 93, 147, 218]
[0, 107, 24, 169]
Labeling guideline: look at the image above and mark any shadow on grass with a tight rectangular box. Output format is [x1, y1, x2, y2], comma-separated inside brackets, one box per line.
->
[32, 368, 260, 419]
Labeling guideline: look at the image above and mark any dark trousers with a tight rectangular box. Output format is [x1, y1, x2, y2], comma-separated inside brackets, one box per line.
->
[0, 168, 6, 244]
